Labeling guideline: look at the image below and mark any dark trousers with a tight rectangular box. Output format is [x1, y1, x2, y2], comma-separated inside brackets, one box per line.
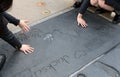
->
[105, 0, 120, 10]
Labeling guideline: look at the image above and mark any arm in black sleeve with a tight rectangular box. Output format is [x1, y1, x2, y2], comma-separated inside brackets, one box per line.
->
[1, 12, 20, 26]
[0, 12, 22, 50]
[0, 31, 22, 50]
[79, 0, 90, 14]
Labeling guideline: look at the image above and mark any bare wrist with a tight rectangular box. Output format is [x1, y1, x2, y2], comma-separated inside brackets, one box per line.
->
[78, 13, 82, 18]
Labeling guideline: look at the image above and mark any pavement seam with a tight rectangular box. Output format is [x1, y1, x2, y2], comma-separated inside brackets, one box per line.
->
[69, 42, 120, 77]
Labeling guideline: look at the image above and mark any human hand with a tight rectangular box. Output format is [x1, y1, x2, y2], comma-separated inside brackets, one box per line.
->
[77, 14, 88, 28]
[19, 20, 30, 32]
[20, 44, 34, 54]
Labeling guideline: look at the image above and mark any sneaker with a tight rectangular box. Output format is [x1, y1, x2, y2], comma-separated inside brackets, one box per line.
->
[73, 1, 82, 8]
[112, 14, 120, 24]
[0, 54, 6, 71]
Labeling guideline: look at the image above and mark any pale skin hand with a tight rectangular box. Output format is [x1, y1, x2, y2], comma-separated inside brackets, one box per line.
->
[19, 20, 30, 32]
[77, 13, 88, 28]
[18, 20, 34, 54]
[20, 44, 34, 54]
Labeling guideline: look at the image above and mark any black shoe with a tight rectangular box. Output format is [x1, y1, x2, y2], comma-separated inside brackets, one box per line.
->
[95, 8, 109, 14]
[0, 54, 6, 71]
[73, 1, 82, 8]
[112, 14, 120, 24]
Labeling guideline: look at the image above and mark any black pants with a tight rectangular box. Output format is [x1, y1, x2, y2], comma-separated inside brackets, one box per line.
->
[105, 0, 120, 10]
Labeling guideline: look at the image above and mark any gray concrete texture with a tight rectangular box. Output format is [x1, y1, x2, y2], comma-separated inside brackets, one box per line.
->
[73, 43, 120, 77]
[0, 9, 120, 77]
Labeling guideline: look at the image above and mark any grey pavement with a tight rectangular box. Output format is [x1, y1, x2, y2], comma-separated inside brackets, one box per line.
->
[0, 9, 120, 77]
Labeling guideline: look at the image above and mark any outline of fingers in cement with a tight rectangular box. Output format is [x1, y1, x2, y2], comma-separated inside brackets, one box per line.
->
[96, 61, 120, 77]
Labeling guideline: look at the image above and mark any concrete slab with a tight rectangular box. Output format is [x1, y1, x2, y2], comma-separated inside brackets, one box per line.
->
[0, 9, 120, 77]
[71, 45, 120, 77]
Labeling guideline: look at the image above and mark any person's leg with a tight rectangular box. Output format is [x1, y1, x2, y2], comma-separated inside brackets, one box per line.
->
[0, 54, 6, 71]
[90, 0, 109, 14]
[105, 0, 120, 11]
[91, 0, 114, 13]
[98, 0, 120, 24]
[98, 0, 114, 11]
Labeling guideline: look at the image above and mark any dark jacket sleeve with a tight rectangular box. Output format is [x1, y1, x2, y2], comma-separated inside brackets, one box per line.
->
[0, 12, 22, 50]
[1, 12, 20, 26]
[79, 0, 90, 14]
[0, 31, 22, 50]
